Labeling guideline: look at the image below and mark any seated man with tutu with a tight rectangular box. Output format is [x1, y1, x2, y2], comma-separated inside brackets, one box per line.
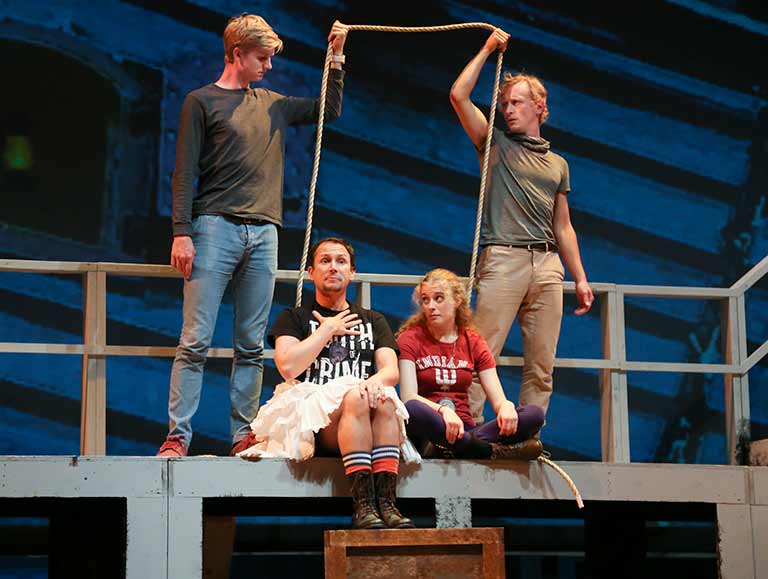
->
[398, 269, 545, 459]
[238, 237, 414, 529]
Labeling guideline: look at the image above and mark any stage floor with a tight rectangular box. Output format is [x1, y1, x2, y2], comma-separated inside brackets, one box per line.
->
[1, 456, 766, 578]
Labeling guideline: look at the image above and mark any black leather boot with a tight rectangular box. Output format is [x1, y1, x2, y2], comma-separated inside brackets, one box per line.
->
[375, 472, 414, 529]
[349, 470, 386, 529]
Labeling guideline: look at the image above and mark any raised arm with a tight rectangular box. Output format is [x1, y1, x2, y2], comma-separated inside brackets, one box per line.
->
[328, 20, 349, 64]
[449, 28, 509, 149]
[553, 192, 594, 315]
[273, 309, 360, 380]
[281, 21, 348, 125]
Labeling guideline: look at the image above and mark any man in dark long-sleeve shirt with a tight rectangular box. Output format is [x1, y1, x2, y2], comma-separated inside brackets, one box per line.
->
[158, 14, 348, 457]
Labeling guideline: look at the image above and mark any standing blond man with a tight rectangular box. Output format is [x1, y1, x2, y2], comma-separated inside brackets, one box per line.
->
[450, 29, 593, 425]
[158, 15, 349, 456]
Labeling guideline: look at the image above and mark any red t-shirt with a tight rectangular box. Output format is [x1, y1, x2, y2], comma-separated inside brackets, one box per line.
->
[397, 325, 495, 426]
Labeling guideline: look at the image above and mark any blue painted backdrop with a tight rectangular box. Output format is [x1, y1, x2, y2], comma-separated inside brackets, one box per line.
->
[0, 0, 766, 464]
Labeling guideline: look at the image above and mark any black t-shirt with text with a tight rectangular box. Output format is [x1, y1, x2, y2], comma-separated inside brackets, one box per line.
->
[268, 301, 398, 385]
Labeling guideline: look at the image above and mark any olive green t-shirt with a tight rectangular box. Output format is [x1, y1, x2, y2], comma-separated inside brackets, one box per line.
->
[480, 128, 570, 247]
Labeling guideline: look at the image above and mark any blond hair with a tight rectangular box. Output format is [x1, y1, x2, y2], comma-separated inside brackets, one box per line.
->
[397, 269, 474, 336]
[500, 72, 549, 125]
[223, 14, 283, 63]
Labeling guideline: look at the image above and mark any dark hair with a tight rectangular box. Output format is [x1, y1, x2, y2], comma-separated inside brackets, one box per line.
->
[308, 237, 356, 270]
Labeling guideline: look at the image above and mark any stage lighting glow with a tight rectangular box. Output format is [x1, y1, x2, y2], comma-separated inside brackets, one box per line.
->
[4, 135, 33, 170]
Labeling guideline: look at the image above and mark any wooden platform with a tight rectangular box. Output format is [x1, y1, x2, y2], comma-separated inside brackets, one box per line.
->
[324, 528, 504, 578]
[1, 456, 767, 578]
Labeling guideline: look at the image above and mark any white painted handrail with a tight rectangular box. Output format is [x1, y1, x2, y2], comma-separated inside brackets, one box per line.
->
[0, 258, 765, 463]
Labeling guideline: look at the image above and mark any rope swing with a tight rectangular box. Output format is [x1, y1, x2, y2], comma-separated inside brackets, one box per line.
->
[294, 22, 584, 509]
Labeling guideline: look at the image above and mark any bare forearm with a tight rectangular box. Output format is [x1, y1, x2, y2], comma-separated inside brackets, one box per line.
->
[556, 225, 588, 284]
[488, 391, 511, 415]
[276, 330, 333, 380]
[371, 363, 399, 388]
[450, 47, 492, 102]
[479, 368, 511, 414]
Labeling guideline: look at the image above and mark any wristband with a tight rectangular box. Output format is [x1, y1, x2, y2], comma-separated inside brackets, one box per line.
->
[438, 397, 456, 411]
[331, 54, 346, 64]
[437, 398, 456, 416]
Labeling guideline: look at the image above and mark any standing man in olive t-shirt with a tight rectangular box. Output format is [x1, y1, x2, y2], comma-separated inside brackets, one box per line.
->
[449, 28, 594, 425]
[157, 15, 349, 457]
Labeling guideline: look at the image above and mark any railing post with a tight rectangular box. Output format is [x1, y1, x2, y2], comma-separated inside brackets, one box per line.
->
[81, 269, 107, 455]
[600, 287, 630, 463]
[355, 281, 371, 309]
[722, 295, 751, 465]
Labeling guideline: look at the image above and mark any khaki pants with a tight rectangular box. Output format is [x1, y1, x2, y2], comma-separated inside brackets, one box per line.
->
[469, 245, 564, 423]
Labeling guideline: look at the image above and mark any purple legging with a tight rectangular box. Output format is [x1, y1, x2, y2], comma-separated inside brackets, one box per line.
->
[405, 399, 544, 458]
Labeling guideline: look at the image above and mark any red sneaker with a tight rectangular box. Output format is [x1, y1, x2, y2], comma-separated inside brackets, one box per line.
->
[230, 432, 258, 456]
[157, 435, 188, 457]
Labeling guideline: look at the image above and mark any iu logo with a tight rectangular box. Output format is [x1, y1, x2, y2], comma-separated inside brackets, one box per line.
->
[435, 368, 457, 390]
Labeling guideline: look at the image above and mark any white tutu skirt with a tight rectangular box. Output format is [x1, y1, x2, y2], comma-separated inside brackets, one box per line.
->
[237, 375, 421, 464]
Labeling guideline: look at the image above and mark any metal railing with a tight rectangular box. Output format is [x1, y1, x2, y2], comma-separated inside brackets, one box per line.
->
[1, 256, 766, 463]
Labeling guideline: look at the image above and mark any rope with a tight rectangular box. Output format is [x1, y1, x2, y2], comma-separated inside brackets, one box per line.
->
[537, 455, 584, 509]
[344, 22, 495, 33]
[296, 43, 334, 307]
[295, 21, 504, 305]
[467, 49, 503, 299]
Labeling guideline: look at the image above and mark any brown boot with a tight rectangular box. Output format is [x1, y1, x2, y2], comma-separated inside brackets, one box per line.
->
[349, 470, 386, 529]
[490, 438, 544, 461]
[375, 472, 414, 529]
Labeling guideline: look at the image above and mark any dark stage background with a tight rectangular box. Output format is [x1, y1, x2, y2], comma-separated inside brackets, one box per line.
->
[0, 0, 766, 576]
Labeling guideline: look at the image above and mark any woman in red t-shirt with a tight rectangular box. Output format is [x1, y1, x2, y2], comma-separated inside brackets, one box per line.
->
[397, 269, 544, 459]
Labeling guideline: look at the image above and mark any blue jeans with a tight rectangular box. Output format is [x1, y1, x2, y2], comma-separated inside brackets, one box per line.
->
[167, 215, 277, 446]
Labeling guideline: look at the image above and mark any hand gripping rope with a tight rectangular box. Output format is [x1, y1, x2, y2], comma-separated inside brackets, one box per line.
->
[295, 21, 583, 509]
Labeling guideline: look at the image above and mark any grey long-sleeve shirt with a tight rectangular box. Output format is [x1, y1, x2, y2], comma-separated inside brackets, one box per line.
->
[171, 69, 345, 236]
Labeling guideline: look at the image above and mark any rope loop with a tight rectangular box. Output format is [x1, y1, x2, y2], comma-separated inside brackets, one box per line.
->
[296, 22, 504, 305]
[296, 43, 334, 307]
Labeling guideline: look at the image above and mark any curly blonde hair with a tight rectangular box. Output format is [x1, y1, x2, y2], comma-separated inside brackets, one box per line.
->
[397, 269, 474, 336]
[499, 72, 549, 125]
[223, 14, 283, 63]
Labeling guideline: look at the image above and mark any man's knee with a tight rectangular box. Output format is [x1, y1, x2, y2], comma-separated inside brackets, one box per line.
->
[522, 364, 555, 389]
[375, 398, 396, 419]
[233, 342, 264, 364]
[175, 340, 209, 365]
[177, 316, 216, 362]
[341, 389, 369, 416]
